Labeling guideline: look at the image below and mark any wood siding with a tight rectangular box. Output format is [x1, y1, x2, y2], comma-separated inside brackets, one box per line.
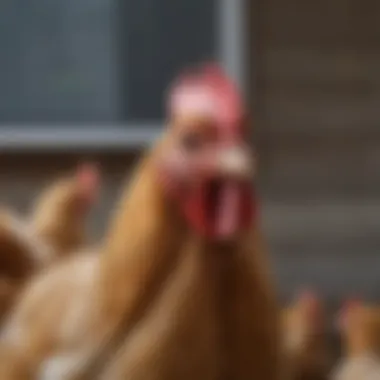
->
[251, 0, 380, 303]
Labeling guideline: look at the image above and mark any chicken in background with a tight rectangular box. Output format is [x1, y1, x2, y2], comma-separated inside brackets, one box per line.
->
[331, 300, 380, 380]
[0, 162, 100, 266]
[0, 162, 100, 324]
[282, 290, 330, 380]
[0, 63, 281, 380]
[28, 161, 100, 263]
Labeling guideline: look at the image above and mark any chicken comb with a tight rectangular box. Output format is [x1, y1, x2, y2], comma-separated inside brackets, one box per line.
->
[336, 298, 362, 331]
[298, 289, 319, 305]
[75, 162, 100, 196]
[296, 290, 322, 319]
[168, 62, 244, 133]
[200, 63, 243, 118]
[341, 298, 361, 313]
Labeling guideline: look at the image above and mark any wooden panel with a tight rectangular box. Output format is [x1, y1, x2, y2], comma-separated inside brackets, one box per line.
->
[264, 90, 380, 133]
[260, 144, 380, 199]
[256, 0, 380, 136]
[262, 201, 380, 302]
[261, 49, 380, 88]
[258, 48, 380, 134]
[273, 253, 380, 302]
[252, 0, 380, 304]
[262, 0, 380, 48]
[254, 0, 380, 198]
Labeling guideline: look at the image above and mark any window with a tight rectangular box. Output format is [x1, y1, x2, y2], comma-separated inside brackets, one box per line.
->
[0, 0, 246, 149]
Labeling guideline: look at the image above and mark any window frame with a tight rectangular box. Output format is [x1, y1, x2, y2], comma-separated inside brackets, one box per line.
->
[0, 0, 247, 152]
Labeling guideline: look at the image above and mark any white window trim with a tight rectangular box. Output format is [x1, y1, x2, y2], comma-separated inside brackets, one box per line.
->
[0, 0, 247, 152]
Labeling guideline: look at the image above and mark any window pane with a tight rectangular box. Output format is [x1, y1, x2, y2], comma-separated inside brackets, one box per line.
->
[0, 0, 217, 124]
[121, 0, 217, 121]
[0, 0, 118, 123]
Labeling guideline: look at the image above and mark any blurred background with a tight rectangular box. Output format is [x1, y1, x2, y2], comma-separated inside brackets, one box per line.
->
[0, 0, 379, 303]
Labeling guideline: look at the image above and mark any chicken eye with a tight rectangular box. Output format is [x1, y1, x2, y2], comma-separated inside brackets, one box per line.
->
[180, 131, 203, 152]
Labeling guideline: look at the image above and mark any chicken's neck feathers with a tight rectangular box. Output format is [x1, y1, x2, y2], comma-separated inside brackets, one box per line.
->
[96, 150, 187, 322]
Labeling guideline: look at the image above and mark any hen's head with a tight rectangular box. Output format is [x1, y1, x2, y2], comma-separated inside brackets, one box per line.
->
[283, 290, 325, 351]
[282, 290, 329, 376]
[31, 162, 100, 229]
[157, 63, 256, 241]
[337, 299, 380, 356]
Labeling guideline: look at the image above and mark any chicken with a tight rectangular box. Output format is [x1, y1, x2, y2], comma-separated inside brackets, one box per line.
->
[282, 290, 330, 380]
[0, 63, 281, 380]
[331, 299, 380, 380]
[0, 162, 99, 267]
[0, 162, 99, 325]
[28, 162, 100, 263]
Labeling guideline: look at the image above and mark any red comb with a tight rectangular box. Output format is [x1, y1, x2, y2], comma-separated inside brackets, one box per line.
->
[336, 298, 362, 331]
[342, 298, 361, 312]
[200, 63, 242, 115]
[75, 162, 100, 196]
[296, 290, 322, 319]
[168, 62, 244, 134]
[299, 290, 318, 305]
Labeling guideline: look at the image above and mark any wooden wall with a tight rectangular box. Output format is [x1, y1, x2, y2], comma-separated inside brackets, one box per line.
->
[251, 0, 380, 302]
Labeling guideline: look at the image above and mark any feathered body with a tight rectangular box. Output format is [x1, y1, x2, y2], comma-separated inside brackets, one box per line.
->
[99, 227, 280, 380]
[331, 302, 380, 380]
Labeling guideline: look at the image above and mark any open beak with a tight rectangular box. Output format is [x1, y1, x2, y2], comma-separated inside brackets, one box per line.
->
[199, 145, 254, 239]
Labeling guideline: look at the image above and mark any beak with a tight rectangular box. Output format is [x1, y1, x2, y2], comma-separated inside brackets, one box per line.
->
[217, 146, 254, 180]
